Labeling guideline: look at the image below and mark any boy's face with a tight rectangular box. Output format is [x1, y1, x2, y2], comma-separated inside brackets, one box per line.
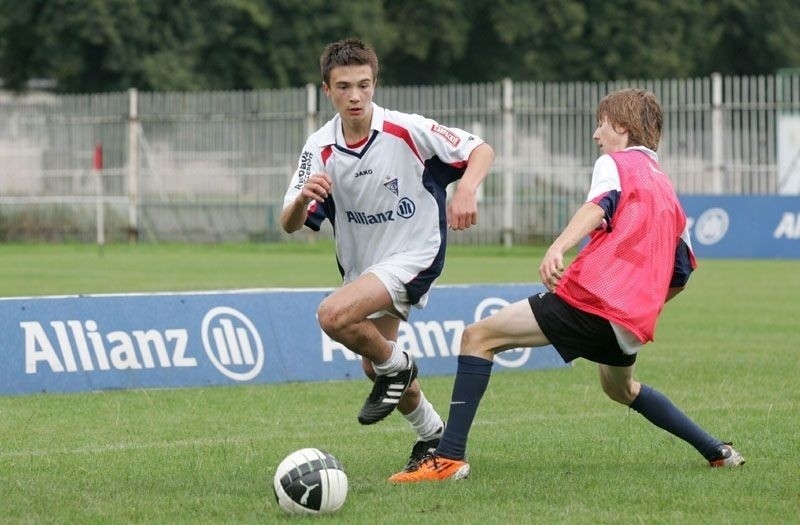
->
[323, 65, 375, 128]
[593, 116, 628, 154]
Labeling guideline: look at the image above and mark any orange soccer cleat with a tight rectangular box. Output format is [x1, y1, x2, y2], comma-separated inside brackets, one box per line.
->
[388, 454, 471, 483]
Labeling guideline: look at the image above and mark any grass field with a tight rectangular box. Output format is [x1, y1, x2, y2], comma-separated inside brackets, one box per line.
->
[0, 243, 798, 524]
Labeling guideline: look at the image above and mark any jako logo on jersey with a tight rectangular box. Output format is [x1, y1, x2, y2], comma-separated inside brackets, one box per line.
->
[355, 169, 373, 178]
[201, 307, 264, 381]
[431, 124, 461, 147]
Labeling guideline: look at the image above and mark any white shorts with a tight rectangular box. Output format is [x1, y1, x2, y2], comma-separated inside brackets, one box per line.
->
[362, 263, 432, 321]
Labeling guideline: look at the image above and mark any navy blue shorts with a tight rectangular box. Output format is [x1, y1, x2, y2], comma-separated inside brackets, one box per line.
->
[528, 292, 636, 367]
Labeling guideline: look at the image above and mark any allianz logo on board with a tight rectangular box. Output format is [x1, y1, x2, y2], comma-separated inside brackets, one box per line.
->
[20, 306, 264, 382]
[321, 297, 534, 369]
[773, 212, 800, 239]
[688, 208, 800, 245]
[19, 296, 535, 382]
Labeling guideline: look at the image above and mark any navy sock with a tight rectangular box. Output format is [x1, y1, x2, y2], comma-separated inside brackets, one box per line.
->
[436, 355, 493, 460]
[629, 384, 722, 459]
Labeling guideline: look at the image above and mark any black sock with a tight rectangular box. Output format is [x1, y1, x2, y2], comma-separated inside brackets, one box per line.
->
[629, 384, 722, 460]
[435, 355, 493, 460]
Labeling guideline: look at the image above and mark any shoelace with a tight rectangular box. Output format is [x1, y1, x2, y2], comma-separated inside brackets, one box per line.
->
[421, 453, 440, 470]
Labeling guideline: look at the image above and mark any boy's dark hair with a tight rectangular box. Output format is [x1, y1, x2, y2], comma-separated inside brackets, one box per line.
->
[597, 89, 662, 151]
[320, 38, 379, 85]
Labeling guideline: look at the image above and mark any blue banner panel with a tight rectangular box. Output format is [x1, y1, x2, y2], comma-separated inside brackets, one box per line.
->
[0, 284, 566, 396]
[681, 195, 800, 258]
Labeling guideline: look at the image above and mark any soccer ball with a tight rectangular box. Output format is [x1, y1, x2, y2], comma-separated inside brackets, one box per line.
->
[272, 448, 348, 515]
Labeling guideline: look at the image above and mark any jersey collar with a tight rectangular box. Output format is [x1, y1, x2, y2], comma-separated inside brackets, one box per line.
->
[625, 145, 658, 163]
[322, 103, 385, 147]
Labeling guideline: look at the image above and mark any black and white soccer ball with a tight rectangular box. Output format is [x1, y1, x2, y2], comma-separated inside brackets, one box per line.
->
[272, 448, 348, 515]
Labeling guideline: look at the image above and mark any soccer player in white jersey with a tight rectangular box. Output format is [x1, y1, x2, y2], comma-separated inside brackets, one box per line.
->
[391, 88, 744, 483]
[281, 38, 494, 475]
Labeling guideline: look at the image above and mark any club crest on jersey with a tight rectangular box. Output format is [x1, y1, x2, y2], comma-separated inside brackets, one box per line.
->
[431, 124, 461, 147]
[383, 178, 399, 196]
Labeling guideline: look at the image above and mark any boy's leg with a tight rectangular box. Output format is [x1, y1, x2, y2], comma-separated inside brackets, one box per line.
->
[599, 364, 743, 466]
[365, 357, 445, 471]
[437, 300, 550, 460]
[369, 316, 446, 471]
[398, 391, 447, 471]
[390, 299, 549, 482]
[318, 274, 416, 424]
[317, 274, 396, 364]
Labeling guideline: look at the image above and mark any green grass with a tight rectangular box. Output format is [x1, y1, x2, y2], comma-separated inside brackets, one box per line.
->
[0, 243, 798, 524]
[0, 242, 547, 296]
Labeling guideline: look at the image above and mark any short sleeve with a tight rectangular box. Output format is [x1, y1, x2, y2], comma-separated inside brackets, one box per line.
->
[587, 154, 621, 202]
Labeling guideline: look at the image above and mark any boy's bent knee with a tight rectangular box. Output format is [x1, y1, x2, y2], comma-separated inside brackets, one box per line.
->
[601, 380, 639, 405]
[460, 324, 499, 361]
[459, 324, 484, 357]
[317, 301, 350, 337]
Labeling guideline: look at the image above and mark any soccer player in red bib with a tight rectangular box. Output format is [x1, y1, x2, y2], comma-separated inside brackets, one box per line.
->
[281, 38, 494, 475]
[391, 88, 743, 483]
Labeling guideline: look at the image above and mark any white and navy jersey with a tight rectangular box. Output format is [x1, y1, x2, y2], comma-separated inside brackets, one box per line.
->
[282, 103, 484, 305]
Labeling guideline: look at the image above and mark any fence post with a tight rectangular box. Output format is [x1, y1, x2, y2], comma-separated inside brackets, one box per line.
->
[306, 83, 318, 139]
[127, 87, 140, 242]
[93, 142, 105, 250]
[502, 78, 514, 248]
[711, 73, 723, 194]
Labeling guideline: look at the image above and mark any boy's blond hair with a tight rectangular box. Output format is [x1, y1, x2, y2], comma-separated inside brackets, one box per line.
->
[597, 89, 662, 151]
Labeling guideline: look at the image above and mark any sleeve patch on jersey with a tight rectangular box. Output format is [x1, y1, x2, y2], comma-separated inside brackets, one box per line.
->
[294, 150, 314, 190]
[431, 124, 461, 147]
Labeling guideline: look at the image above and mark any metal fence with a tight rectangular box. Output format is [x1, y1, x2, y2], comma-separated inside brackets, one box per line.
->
[1, 73, 798, 245]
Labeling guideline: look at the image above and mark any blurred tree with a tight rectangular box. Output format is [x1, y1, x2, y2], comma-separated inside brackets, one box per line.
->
[0, 0, 393, 92]
[453, 0, 591, 82]
[379, 0, 470, 85]
[1, 0, 205, 92]
[0, 0, 799, 93]
[0, 0, 50, 91]
[264, 0, 395, 88]
[700, 0, 800, 76]
[579, 0, 711, 81]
